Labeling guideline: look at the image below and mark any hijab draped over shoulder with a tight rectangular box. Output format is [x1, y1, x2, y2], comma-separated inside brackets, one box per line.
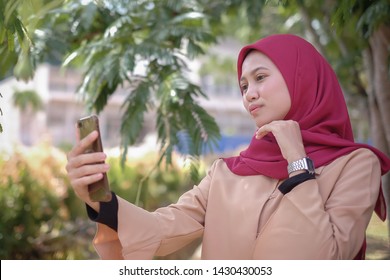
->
[223, 34, 390, 220]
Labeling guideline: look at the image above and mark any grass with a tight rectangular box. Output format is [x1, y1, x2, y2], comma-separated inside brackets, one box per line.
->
[365, 214, 390, 260]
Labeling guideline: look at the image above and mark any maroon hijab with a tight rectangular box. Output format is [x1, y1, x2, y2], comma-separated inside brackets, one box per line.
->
[223, 34, 390, 221]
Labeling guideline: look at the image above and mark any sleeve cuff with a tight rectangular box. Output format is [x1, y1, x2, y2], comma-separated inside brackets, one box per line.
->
[86, 191, 118, 231]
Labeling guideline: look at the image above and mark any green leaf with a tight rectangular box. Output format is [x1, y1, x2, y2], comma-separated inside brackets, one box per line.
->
[0, 92, 2, 133]
[6, 30, 14, 51]
[357, 0, 390, 38]
[13, 89, 43, 112]
[62, 51, 79, 66]
[187, 39, 205, 58]
[154, 72, 220, 167]
[120, 80, 152, 164]
[4, 0, 20, 25]
[171, 11, 205, 25]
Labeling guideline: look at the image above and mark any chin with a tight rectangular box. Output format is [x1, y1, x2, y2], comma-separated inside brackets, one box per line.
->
[256, 120, 275, 129]
[255, 119, 267, 128]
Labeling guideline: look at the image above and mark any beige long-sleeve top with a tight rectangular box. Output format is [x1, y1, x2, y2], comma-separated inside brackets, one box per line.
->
[92, 148, 381, 259]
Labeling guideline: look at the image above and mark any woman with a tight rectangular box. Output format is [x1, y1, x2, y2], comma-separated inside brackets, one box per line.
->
[66, 34, 390, 259]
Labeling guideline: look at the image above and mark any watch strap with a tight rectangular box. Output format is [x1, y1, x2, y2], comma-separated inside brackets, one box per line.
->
[287, 157, 315, 175]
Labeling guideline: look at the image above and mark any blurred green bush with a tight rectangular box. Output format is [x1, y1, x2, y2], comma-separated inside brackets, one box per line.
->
[0, 142, 205, 259]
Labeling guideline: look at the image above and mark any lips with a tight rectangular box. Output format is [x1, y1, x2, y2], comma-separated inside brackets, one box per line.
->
[249, 104, 262, 113]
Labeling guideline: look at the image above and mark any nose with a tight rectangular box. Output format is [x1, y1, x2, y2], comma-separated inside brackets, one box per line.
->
[245, 84, 259, 101]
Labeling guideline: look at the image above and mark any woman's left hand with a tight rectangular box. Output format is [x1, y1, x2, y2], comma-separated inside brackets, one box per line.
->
[256, 120, 306, 163]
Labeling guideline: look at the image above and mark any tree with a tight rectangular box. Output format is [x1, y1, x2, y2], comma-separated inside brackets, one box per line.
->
[0, 92, 3, 133]
[0, 0, 64, 80]
[0, 0, 64, 135]
[20, 0, 278, 169]
[358, 2, 390, 239]
[13, 89, 43, 145]
[0, 0, 292, 166]
[2, 0, 227, 171]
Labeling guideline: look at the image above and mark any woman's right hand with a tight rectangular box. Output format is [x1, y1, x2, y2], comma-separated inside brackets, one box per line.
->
[65, 130, 110, 212]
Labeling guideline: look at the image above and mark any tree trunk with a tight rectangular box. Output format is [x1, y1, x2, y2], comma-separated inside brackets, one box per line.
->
[364, 24, 390, 240]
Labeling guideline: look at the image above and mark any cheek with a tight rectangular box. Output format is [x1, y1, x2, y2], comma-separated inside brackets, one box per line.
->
[278, 91, 292, 118]
[242, 97, 249, 111]
[242, 97, 247, 107]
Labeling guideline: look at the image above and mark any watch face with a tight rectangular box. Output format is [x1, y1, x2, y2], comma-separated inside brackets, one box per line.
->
[307, 158, 314, 168]
[305, 158, 315, 174]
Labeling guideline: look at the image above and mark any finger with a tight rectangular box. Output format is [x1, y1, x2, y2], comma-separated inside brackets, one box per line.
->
[68, 130, 99, 158]
[70, 162, 110, 179]
[255, 124, 272, 139]
[66, 152, 107, 172]
[67, 123, 83, 160]
[71, 173, 104, 191]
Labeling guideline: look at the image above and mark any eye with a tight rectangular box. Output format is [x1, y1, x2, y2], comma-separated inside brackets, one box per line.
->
[240, 83, 248, 93]
[256, 74, 266, 81]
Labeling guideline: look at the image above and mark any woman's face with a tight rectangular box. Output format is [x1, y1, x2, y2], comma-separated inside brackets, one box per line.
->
[240, 50, 291, 128]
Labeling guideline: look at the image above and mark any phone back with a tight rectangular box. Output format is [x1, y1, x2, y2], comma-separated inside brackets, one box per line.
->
[77, 115, 111, 202]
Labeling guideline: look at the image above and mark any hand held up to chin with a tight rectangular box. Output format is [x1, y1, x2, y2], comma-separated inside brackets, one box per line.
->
[255, 120, 306, 162]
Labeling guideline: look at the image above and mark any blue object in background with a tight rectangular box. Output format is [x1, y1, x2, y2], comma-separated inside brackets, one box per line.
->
[176, 132, 252, 155]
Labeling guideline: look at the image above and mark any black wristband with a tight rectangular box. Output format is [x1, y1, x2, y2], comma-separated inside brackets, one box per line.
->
[86, 191, 118, 231]
[278, 171, 315, 195]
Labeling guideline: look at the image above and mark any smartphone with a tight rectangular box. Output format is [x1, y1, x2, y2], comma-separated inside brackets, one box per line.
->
[77, 115, 112, 202]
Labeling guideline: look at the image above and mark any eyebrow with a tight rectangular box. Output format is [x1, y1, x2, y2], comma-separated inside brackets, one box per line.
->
[240, 66, 269, 82]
